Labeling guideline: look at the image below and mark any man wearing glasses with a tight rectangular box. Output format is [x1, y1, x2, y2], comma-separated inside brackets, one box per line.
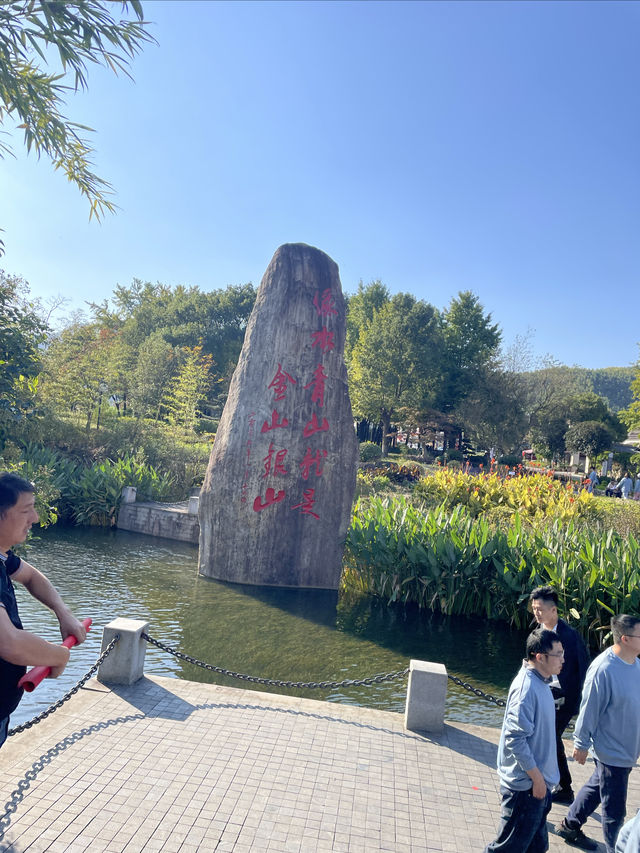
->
[557, 614, 640, 852]
[484, 627, 564, 853]
[530, 586, 590, 804]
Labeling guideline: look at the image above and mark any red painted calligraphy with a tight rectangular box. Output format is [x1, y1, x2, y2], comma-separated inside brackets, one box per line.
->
[263, 442, 288, 478]
[261, 410, 289, 433]
[311, 327, 335, 352]
[291, 488, 320, 520]
[300, 448, 327, 480]
[253, 487, 286, 512]
[313, 288, 338, 318]
[303, 412, 330, 438]
[268, 363, 297, 401]
[304, 364, 327, 407]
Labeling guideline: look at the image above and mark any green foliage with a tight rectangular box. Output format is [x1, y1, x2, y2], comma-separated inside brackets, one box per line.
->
[564, 420, 615, 458]
[359, 441, 382, 462]
[344, 496, 640, 649]
[0, 272, 48, 440]
[16, 442, 175, 526]
[349, 292, 442, 454]
[413, 469, 598, 524]
[0, 1, 154, 248]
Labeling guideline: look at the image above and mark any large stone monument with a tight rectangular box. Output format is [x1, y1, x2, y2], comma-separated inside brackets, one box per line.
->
[198, 243, 359, 588]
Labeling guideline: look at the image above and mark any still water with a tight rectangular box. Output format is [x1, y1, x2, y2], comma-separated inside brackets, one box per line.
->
[11, 526, 530, 729]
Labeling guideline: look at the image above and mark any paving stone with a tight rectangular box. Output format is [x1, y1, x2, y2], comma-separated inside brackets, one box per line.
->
[0, 674, 631, 852]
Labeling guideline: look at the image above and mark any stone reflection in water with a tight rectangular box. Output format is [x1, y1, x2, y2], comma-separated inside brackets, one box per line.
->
[11, 526, 525, 729]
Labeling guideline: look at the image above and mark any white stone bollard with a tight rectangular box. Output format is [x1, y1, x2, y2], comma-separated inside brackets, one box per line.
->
[97, 618, 149, 685]
[188, 495, 199, 515]
[404, 659, 448, 733]
[121, 486, 137, 504]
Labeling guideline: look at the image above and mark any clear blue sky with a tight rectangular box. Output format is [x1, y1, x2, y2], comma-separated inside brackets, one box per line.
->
[2, 0, 639, 370]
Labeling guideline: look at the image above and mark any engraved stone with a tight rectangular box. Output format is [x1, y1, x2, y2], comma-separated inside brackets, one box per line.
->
[198, 243, 358, 588]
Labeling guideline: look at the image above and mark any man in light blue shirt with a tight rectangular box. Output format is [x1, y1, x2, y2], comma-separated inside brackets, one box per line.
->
[557, 614, 640, 853]
[484, 628, 562, 853]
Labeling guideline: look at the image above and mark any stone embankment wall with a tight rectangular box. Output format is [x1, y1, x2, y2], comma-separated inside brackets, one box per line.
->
[116, 492, 199, 544]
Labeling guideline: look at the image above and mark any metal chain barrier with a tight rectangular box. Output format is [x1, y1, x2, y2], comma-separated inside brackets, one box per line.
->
[142, 633, 409, 690]
[447, 673, 506, 707]
[8, 635, 120, 737]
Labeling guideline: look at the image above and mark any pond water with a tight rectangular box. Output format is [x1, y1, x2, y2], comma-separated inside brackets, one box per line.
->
[10, 526, 531, 729]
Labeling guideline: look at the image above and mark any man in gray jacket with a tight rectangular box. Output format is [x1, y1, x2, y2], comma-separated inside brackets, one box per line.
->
[484, 628, 563, 853]
[557, 614, 640, 852]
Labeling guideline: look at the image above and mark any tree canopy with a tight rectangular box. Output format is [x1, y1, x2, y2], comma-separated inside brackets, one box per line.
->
[0, 1, 154, 253]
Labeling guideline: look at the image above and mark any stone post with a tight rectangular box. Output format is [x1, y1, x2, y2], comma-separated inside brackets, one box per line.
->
[121, 486, 137, 504]
[404, 659, 448, 733]
[97, 618, 149, 686]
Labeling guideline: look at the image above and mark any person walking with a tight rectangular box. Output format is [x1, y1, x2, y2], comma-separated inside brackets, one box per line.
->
[618, 473, 633, 500]
[530, 586, 590, 805]
[483, 627, 563, 853]
[556, 614, 640, 852]
[0, 472, 87, 749]
[633, 474, 640, 502]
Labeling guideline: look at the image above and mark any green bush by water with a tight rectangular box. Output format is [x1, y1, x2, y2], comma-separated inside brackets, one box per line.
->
[343, 496, 640, 650]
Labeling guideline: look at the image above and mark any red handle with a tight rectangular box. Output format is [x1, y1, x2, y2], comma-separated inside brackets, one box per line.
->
[18, 618, 92, 693]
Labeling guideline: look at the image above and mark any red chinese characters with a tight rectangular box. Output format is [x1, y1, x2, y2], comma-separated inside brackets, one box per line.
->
[303, 412, 329, 437]
[268, 363, 297, 401]
[261, 410, 289, 433]
[291, 488, 320, 520]
[299, 448, 327, 480]
[313, 288, 338, 318]
[253, 487, 286, 512]
[311, 328, 335, 353]
[263, 442, 288, 478]
[304, 364, 327, 407]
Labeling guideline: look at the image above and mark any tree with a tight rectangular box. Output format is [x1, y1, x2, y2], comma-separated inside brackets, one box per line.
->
[0, 1, 154, 253]
[349, 293, 442, 455]
[438, 291, 501, 412]
[620, 349, 640, 434]
[0, 271, 48, 443]
[162, 346, 214, 435]
[564, 420, 615, 459]
[345, 279, 390, 358]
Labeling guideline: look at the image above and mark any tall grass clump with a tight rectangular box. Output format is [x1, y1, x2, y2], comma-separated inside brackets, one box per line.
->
[343, 496, 640, 650]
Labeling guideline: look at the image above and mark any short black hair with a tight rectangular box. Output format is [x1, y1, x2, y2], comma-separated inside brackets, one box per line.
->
[611, 614, 640, 645]
[527, 627, 561, 659]
[0, 472, 35, 518]
[529, 585, 559, 607]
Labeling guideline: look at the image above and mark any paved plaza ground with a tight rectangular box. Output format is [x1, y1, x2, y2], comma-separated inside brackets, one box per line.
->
[1, 675, 637, 852]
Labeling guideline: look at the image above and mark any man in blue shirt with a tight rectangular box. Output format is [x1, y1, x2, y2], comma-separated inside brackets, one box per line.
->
[484, 628, 563, 853]
[557, 614, 640, 852]
[0, 472, 87, 748]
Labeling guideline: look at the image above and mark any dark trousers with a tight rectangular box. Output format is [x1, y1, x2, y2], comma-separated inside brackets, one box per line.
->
[0, 717, 8, 749]
[555, 705, 575, 791]
[484, 786, 552, 853]
[565, 759, 631, 853]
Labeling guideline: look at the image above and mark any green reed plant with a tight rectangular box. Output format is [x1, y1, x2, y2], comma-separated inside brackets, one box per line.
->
[343, 496, 640, 650]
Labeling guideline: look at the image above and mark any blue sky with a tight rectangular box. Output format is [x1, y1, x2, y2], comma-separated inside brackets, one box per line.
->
[2, 0, 639, 370]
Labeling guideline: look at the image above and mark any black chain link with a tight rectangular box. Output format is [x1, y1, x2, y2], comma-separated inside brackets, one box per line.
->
[447, 674, 506, 707]
[142, 633, 409, 690]
[7, 635, 120, 736]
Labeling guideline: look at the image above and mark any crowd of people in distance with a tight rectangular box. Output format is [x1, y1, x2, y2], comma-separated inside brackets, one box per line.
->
[602, 471, 640, 500]
[484, 586, 640, 853]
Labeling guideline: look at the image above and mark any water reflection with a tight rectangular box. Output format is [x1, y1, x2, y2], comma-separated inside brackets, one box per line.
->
[10, 526, 528, 729]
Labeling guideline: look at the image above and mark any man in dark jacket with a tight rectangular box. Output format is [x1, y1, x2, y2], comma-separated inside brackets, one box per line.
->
[530, 585, 590, 804]
[0, 473, 87, 748]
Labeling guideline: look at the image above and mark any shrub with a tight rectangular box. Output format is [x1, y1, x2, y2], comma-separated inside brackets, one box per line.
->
[343, 496, 640, 650]
[359, 441, 382, 462]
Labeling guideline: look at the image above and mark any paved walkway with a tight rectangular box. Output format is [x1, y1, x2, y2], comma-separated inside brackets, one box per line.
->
[1, 675, 638, 852]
